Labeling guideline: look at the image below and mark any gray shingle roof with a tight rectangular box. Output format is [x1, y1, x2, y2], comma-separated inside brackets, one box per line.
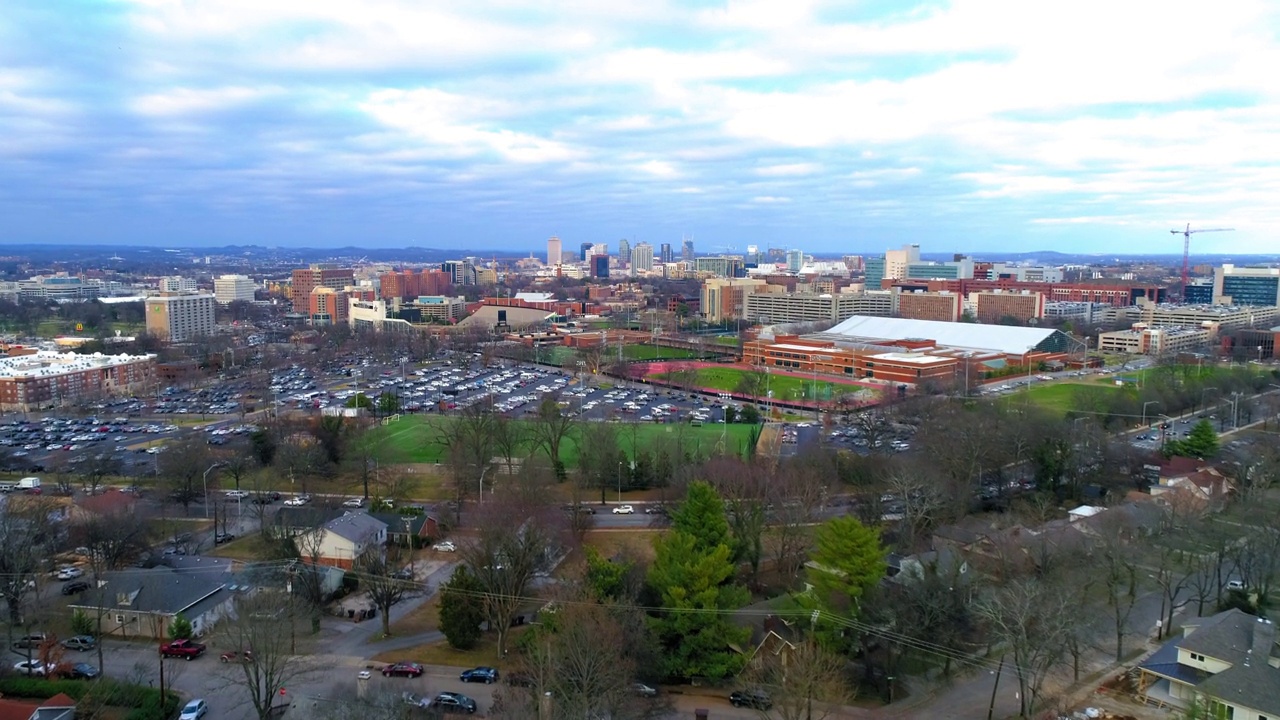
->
[324, 512, 387, 543]
[1180, 609, 1275, 666]
[69, 566, 225, 616]
[1196, 657, 1280, 715]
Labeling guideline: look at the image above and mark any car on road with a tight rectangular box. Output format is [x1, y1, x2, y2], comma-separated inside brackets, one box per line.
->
[382, 661, 424, 678]
[729, 689, 772, 710]
[633, 682, 659, 697]
[55, 566, 84, 580]
[460, 666, 499, 684]
[431, 692, 477, 714]
[61, 580, 91, 595]
[611, 505, 635, 515]
[283, 495, 312, 506]
[252, 492, 281, 505]
[225, 490, 250, 499]
[214, 532, 235, 545]
[13, 660, 55, 676]
[343, 497, 365, 508]
[62, 662, 100, 679]
[432, 541, 457, 552]
[61, 635, 96, 652]
[1227, 580, 1245, 591]
[644, 505, 669, 516]
[561, 504, 595, 514]
[178, 699, 208, 720]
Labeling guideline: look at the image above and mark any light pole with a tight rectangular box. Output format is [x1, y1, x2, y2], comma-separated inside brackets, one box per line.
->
[202, 462, 224, 520]
[478, 464, 491, 504]
[1201, 387, 1218, 414]
[617, 461, 623, 502]
[812, 354, 833, 421]
[1141, 401, 1160, 430]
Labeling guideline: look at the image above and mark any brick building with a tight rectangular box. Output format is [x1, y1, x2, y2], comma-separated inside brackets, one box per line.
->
[308, 287, 349, 325]
[0, 350, 155, 411]
[896, 291, 961, 322]
[291, 265, 354, 313]
[970, 290, 1046, 324]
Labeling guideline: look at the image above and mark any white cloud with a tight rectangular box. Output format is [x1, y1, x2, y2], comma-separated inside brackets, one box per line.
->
[751, 195, 791, 204]
[637, 160, 679, 178]
[131, 86, 277, 116]
[756, 163, 819, 177]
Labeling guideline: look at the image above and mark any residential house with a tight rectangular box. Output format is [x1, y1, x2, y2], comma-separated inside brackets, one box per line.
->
[1148, 457, 1234, 511]
[0, 693, 76, 720]
[270, 506, 347, 539]
[370, 512, 440, 547]
[300, 513, 388, 569]
[888, 545, 971, 586]
[1138, 610, 1280, 718]
[68, 562, 234, 640]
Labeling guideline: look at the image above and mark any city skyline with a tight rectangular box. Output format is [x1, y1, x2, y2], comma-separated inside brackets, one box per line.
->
[3, 2, 1279, 253]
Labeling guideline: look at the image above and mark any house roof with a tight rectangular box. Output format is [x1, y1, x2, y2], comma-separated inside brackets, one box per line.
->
[69, 566, 226, 617]
[324, 512, 387, 543]
[822, 315, 1065, 355]
[1181, 610, 1279, 667]
[1196, 655, 1280, 715]
[0, 698, 38, 720]
[370, 513, 435, 536]
[39, 696, 75, 710]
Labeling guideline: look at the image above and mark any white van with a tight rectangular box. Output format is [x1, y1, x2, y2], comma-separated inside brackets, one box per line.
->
[17, 477, 41, 490]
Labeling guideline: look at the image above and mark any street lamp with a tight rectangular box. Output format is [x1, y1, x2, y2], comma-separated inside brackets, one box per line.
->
[478, 464, 491, 504]
[1141, 401, 1160, 429]
[202, 462, 224, 520]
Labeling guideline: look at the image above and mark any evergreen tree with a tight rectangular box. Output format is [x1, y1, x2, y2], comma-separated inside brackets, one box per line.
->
[439, 566, 486, 650]
[167, 613, 193, 640]
[799, 517, 886, 652]
[670, 481, 731, 553]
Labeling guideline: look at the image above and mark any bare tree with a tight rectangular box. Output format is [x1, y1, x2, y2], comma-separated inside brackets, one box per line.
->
[973, 579, 1071, 718]
[157, 432, 213, 515]
[438, 404, 499, 522]
[1094, 516, 1143, 662]
[76, 509, 154, 670]
[745, 637, 852, 720]
[215, 592, 318, 720]
[462, 501, 563, 657]
[354, 544, 419, 638]
[530, 395, 577, 481]
[0, 496, 60, 634]
[886, 467, 947, 551]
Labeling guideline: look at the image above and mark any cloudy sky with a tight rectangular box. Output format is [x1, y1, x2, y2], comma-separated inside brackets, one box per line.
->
[2, 1, 1278, 255]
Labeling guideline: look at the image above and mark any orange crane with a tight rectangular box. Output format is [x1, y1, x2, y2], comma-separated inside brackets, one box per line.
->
[1172, 224, 1233, 295]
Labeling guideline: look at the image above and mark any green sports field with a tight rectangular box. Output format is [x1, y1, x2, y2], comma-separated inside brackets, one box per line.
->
[1005, 382, 1123, 415]
[371, 414, 758, 466]
[651, 366, 869, 401]
[621, 344, 703, 360]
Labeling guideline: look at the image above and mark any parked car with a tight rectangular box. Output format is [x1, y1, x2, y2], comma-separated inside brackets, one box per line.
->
[12, 633, 47, 650]
[283, 495, 312, 506]
[61, 635, 96, 652]
[1227, 580, 1246, 591]
[382, 661, 424, 678]
[55, 566, 84, 580]
[178, 699, 208, 720]
[343, 497, 365, 508]
[61, 580, 91, 595]
[633, 682, 659, 697]
[62, 662, 100, 679]
[13, 660, 55, 676]
[430, 692, 477, 714]
[611, 505, 634, 515]
[432, 541, 457, 552]
[729, 689, 772, 710]
[225, 490, 250, 500]
[220, 650, 254, 663]
[460, 666, 498, 684]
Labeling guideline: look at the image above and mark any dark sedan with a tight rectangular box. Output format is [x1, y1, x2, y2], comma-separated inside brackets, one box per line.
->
[382, 661, 424, 678]
[431, 692, 477, 714]
[62, 662, 100, 680]
[459, 666, 498, 684]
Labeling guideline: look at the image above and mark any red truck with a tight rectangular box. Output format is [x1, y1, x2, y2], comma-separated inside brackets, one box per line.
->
[159, 638, 206, 660]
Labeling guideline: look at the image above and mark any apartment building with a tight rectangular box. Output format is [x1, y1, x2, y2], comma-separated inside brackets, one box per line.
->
[145, 293, 216, 342]
[970, 290, 1046, 325]
[0, 350, 156, 411]
[291, 265, 354, 313]
[213, 275, 255, 305]
[896, 291, 961, 322]
[701, 278, 768, 322]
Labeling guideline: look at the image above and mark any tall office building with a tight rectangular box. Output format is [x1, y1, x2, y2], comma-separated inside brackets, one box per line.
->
[589, 255, 610, 279]
[865, 256, 886, 289]
[786, 249, 805, 272]
[580, 242, 594, 261]
[442, 260, 476, 286]
[146, 293, 216, 342]
[682, 238, 695, 262]
[213, 274, 255, 305]
[618, 239, 631, 264]
[1213, 265, 1280, 306]
[547, 236, 562, 266]
[291, 265, 354, 313]
[660, 243, 674, 263]
[884, 244, 922, 280]
[632, 242, 654, 271]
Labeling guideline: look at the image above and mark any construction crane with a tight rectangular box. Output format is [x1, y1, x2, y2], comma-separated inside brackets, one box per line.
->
[1172, 224, 1233, 293]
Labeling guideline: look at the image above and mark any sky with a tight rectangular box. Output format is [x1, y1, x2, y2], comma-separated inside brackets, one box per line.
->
[2, 1, 1279, 256]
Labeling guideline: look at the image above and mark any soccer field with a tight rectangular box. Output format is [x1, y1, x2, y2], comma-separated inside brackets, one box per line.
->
[651, 366, 867, 400]
[371, 414, 758, 466]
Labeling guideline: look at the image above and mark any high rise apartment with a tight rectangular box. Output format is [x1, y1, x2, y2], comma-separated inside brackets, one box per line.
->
[146, 293, 216, 342]
[291, 265, 354, 313]
[786, 249, 805, 272]
[618, 239, 631, 264]
[682, 239, 695, 262]
[660, 243, 674, 263]
[632, 242, 654, 271]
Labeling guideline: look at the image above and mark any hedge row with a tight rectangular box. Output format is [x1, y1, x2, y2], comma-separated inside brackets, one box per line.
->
[0, 678, 179, 720]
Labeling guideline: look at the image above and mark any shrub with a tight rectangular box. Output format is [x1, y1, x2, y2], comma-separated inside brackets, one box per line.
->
[70, 609, 94, 637]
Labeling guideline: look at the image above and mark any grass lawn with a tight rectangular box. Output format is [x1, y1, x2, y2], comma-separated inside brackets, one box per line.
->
[381, 596, 440, 639]
[652, 366, 866, 400]
[621, 344, 702, 360]
[372, 634, 512, 668]
[209, 531, 290, 561]
[1006, 382, 1123, 415]
[371, 415, 760, 466]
